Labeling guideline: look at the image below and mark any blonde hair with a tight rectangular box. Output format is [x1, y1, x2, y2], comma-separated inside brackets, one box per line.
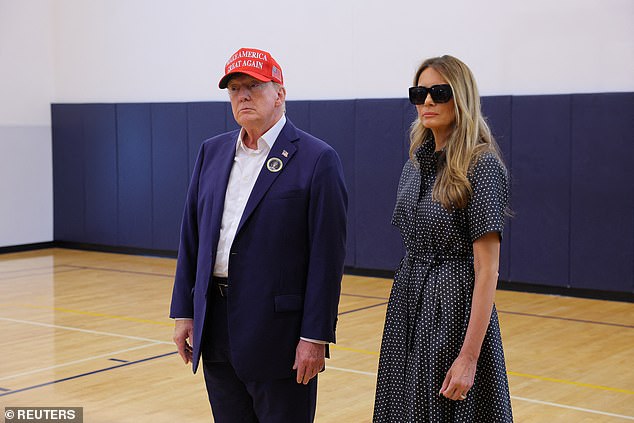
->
[409, 55, 504, 209]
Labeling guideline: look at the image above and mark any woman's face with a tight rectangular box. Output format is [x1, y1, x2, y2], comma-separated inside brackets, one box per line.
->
[416, 67, 456, 135]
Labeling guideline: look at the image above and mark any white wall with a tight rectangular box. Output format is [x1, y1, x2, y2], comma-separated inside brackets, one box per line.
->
[51, 0, 634, 102]
[0, 0, 54, 247]
[1, 0, 633, 247]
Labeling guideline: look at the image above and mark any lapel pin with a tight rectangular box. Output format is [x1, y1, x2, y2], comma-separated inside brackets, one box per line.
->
[282, 150, 289, 158]
[267, 157, 283, 173]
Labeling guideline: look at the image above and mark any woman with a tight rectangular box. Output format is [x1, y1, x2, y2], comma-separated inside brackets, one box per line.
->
[373, 55, 513, 422]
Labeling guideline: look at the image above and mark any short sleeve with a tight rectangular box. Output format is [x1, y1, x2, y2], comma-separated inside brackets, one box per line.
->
[466, 152, 509, 242]
[391, 160, 417, 228]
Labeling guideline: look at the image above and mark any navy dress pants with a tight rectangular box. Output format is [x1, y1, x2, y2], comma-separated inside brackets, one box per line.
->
[201, 280, 317, 423]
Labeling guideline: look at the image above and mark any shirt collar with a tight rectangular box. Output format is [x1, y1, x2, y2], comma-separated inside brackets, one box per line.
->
[236, 114, 287, 154]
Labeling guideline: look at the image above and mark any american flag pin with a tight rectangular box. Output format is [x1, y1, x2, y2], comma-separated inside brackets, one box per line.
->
[282, 150, 288, 158]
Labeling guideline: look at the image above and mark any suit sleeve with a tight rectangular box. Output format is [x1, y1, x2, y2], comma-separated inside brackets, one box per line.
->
[169, 145, 205, 318]
[301, 147, 348, 343]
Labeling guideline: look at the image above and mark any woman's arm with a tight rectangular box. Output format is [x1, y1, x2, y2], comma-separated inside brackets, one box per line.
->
[439, 231, 500, 400]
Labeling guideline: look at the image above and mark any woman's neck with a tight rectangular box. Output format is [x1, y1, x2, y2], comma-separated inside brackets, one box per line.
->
[431, 129, 450, 151]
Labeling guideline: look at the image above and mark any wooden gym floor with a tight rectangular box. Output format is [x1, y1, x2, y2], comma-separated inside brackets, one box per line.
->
[0, 248, 632, 422]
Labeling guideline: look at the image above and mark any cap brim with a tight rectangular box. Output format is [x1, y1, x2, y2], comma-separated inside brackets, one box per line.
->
[218, 71, 272, 89]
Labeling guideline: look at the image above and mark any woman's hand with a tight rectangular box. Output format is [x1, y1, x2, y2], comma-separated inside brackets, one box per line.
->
[439, 353, 476, 401]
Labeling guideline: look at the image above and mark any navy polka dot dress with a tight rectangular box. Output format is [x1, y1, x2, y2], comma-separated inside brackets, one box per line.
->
[373, 138, 513, 422]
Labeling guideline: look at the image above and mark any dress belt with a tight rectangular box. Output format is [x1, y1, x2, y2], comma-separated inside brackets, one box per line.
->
[404, 253, 473, 263]
[212, 276, 228, 298]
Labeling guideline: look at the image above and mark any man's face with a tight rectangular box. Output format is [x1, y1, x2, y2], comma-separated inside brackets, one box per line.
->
[227, 74, 285, 130]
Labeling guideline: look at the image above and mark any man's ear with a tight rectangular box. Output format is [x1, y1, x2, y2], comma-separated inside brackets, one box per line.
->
[276, 86, 287, 106]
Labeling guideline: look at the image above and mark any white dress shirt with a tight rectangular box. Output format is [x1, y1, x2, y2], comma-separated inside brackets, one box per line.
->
[212, 114, 286, 277]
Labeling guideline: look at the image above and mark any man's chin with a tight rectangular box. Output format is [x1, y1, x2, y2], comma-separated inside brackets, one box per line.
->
[236, 114, 259, 126]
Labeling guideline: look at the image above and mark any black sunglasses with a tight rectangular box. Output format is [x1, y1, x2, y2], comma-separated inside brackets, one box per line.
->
[409, 84, 453, 104]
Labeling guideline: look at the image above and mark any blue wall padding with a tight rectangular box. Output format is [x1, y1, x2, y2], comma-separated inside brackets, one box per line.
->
[309, 100, 357, 267]
[481, 96, 513, 280]
[481, 96, 513, 164]
[116, 104, 153, 248]
[286, 101, 311, 131]
[82, 105, 118, 246]
[150, 103, 189, 250]
[52, 104, 85, 242]
[570, 93, 634, 291]
[51, 93, 634, 293]
[510, 95, 572, 287]
[401, 101, 417, 163]
[354, 99, 407, 270]
[187, 102, 227, 177]
[225, 103, 240, 132]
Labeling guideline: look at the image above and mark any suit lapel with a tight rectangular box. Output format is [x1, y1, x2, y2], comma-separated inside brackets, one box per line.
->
[236, 120, 299, 234]
[213, 136, 238, 196]
[209, 133, 240, 254]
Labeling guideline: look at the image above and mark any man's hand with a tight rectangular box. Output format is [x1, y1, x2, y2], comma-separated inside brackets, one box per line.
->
[292, 340, 325, 384]
[173, 319, 194, 364]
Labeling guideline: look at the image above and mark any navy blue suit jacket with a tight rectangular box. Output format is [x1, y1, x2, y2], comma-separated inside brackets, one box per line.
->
[169, 119, 348, 381]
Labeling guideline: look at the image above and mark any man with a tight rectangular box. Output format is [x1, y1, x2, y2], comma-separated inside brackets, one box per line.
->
[170, 47, 348, 422]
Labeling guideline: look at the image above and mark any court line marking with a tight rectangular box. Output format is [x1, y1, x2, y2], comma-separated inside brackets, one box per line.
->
[63, 265, 174, 279]
[330, 346, 634, 396]
[4, 285, 633, 400]
[2, 315, 632, 418]
[340, 292, 390, 300]
[0, 351, 177, 398]
[0, 343, 164, 382]
[511, 395, 634, 420]
[0, 317, 172, 345]
[11, 258, 629, 329]
[327, 365, 377, 376]
[12, 300, 385, 326]
[4, 312, 632, 397]
[339, 302, 388, 315]
[0, 264, 76, 275]
[6, 252, 630, 328]
[0, 267, 83, 281]
[508, 371, 634, 395]
[498, 310, 634, 329]
[331, 345, 379, 356]
[14, 303, 174, 327]
[338, 292, 633, 329]
[0, 263, 174, 279]
[326, 367, 634, 420]
[8, 252, 627, 414]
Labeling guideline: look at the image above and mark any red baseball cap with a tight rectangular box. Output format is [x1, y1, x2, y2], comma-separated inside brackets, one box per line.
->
[218, 47, 284, 89]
